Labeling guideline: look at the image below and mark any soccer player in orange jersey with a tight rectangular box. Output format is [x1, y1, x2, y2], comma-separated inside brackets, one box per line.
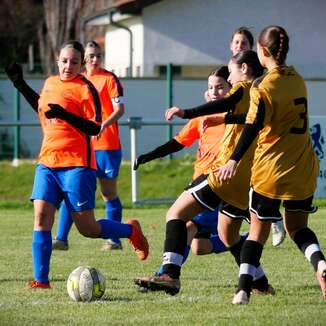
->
[5, 41, 148, 289]
[218, 26, 326, 304]
[53, 41, 126, 251]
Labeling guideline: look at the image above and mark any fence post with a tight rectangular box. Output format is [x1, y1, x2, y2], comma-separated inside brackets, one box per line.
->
[12, 89, 21, 167]
[166, 63, 173, 160]
[128, 116, 142, 204]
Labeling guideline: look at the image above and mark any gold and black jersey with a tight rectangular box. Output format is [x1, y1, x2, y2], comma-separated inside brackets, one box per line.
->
[246, 66, 319, 200]
[208, 81, 256, 210]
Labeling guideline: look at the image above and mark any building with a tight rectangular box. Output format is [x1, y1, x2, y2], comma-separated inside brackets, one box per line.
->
[84, 0, 326, 78]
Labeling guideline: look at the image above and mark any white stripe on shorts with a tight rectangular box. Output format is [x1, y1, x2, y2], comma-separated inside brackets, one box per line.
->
[162, 252, 183, 266]
[187, 179, 215, 211]
[305, 243, 321, 261]
[239, 263, 256, 277]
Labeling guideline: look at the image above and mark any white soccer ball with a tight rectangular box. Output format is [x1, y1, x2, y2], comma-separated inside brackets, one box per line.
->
[67, 266, 106, 302]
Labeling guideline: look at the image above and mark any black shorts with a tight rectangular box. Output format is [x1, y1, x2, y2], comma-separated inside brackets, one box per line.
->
[186, 174, 250, 223]
[249, 188, 318, 221]
[219, 201, 251, 224]
[185, 174, 221, 211]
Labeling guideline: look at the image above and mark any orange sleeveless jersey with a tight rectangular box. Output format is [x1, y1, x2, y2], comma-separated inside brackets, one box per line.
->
[37, 75, 101, 169]
[174, 116, 225, 179]
[84, 68, 123, 150]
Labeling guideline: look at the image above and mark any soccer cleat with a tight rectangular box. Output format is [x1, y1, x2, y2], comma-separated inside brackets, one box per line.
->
[52, 238, 69, 250]
[101, 239, 123, 251]
[134, 274, 180, 295]
[316, 269, 326, 300]
[26, 280, 51, 289]
[232, 290, 249, 305]
[126, 219, 149, 261]
[271, 220, 286, 247]
[251, 284, 276, 296]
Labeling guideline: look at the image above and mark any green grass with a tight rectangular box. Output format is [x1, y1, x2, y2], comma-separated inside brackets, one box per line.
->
[0, 208, 326, 325]
[1, 160, 326, 325]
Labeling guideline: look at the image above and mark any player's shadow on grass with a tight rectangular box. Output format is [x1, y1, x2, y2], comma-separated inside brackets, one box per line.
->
[101, 295, 133, 302]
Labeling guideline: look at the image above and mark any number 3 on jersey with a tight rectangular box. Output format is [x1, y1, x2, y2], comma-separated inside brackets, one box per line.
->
[290, 97, 307, 134]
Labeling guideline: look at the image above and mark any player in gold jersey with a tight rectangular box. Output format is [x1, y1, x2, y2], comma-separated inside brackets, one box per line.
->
[218, 26, 326, 304]
[135, 51, 274, 296]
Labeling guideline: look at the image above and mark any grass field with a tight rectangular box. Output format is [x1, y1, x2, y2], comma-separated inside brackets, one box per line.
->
[0, 161, 326, 325]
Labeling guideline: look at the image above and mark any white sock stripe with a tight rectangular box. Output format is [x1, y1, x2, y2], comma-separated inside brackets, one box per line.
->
[305, 243, 321, 261]
[253, 265, 265, 281]
[162, 252, 183, 266]
[239, 263, 256, 277]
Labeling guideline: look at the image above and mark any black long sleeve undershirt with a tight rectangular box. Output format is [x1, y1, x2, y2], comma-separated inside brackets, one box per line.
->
[12, 80, 100, 136]
[230, 99, 266, 162]
[224, 112, 246, 124]
[14, 80, 40, 112]
[183, 87, 244, 119]
[143, 139, 185, 161]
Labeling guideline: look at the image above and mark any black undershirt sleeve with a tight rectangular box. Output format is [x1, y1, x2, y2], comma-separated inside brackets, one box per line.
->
[45, 104, 101, 136]
[230, 98, 266, 162]
[224, 113, 247, 124]
[14, 80, 40, 113]
[142, 139, 185, 161]
[182, 87, 244, 119]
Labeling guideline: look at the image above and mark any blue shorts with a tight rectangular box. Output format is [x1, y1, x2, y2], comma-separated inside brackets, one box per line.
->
[95, 150, 122, 179]
[31, 164, 96, 212]
[192, 208, 218, 235]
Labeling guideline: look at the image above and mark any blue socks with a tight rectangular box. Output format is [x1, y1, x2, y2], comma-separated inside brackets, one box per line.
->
[56, 202, 73, 243]
[106, 198, 122, 244]
[32, 230, 52, 283]
[210, 235, 228, 253]
[98, 219, 132, 239]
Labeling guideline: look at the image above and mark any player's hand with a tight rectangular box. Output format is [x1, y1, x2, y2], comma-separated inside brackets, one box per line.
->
[165, 107, 184, 121]
[45, 103, 65, 119]
[203, 115, 225, 130]
[133, 154, 150, 170]
[5, 62, 24, 85]
[216, 159, 238, 183]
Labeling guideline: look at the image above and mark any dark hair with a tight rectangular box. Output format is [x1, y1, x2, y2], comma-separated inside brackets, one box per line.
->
[231, 50, 264, 78]
[231, 26, 254, 49]
[209, 66, 229, 81]
[258, 25, 289, 65]
[85, 40, 101, 51]
[59, 40, 84, 60]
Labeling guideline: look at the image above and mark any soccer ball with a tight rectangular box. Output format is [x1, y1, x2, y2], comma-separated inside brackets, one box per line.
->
[67, 266, 106, 302]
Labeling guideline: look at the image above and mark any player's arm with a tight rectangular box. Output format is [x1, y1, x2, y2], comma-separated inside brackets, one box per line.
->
[165, 87, 244, 121]
[96, 101, 124, 139]
[5, 63, 39, 112]
[133, 139, 184, 170]
[45, 104, 101, 135]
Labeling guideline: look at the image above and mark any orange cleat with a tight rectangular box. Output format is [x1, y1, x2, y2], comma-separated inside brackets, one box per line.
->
[126, 219, 149, 261]
[316, 270, 326, 300]
[26, 280, 51, 289]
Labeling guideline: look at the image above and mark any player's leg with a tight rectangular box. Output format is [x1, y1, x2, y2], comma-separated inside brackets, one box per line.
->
[284, 198, 326, 299]
[135, 175, 219, 295]
[233, 190, 278, 304]
[53, 201, 72, 250]
[96, 150, 123, 250]
[28, 164, 61, 289]
[190, 208, 228, 255]
[65, 166, 148, 260]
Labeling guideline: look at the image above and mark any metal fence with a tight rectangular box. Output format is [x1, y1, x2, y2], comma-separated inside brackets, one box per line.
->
[0, 117, 186, 205]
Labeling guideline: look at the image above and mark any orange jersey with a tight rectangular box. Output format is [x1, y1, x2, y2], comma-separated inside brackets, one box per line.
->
[37, 75, 101, 169]
[84, 68, 123, 150]
[174, 116, 225, 179]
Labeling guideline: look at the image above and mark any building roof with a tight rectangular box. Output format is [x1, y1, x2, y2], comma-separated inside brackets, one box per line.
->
[110, 0, 162, 14]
